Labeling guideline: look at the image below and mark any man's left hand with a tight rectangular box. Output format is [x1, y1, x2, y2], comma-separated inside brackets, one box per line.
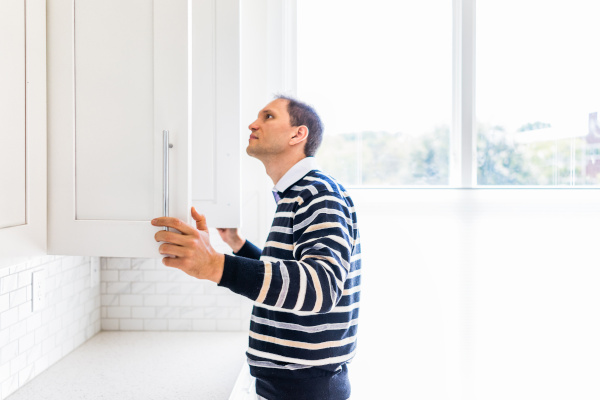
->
[151, 207, 224, 283]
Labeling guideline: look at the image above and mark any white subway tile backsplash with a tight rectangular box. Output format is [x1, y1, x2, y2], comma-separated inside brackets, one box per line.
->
[0, 275, 18, 295]
[131, 258, 157, 270]
[119, 295, 144, 307]
[193, 319, 216, 331]
[105, 282, 131, 294]
[143, 319, 167, 331]
[180, 307, 203, 319]
[118, 270, 144, 282]
[105, 258, 131, 270]
[100, 257, 250, 334]
[155, 307, 178, 319]
[217, 319, 243, 331]
[0, 295, 9, 314]
[101, 319, 119, 331]
[106, 307, 131, 319]
[131, 282, 155, 294]
[9, 288, 27, 309]
[131, 307, 155, 319]
[100, 270, 118, 282]
[1, 308, 19, 330]
[167, 319, 192, 331]
[0, 255, 100, 400]
[119, 319, 143, 331]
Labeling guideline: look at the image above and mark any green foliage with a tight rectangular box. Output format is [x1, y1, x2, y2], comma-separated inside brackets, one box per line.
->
[477, 125, 533, 185]
[316, 122, 597, 186]
[316, 126, 449, 186]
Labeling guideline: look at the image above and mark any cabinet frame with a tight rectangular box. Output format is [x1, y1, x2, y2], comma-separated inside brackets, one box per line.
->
[0, 0, 47, 257]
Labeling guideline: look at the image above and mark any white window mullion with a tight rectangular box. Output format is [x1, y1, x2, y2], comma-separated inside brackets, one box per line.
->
[451, 0, 476, 188]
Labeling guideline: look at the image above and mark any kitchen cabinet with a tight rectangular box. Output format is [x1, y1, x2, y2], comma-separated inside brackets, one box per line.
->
[0, 0, 47, 257]
[47, 0, 241, 258]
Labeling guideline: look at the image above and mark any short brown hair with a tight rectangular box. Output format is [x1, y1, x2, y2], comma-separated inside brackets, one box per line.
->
[276, 95, 324, 157]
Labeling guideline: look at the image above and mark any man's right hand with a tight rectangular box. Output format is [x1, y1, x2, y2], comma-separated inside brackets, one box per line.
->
[216, 228, 246, 253]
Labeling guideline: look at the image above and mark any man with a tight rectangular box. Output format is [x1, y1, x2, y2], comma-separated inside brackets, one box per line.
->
[151, 96, 361, 400]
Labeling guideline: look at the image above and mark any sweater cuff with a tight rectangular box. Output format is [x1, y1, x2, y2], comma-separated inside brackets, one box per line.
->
[233, 240, 263, 260]
[218, 254, 264, 301]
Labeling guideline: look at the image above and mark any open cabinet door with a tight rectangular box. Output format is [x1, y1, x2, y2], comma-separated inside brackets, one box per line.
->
[0, 0, 46, 258]
[191, 0, 241, 229]
[47, 0, 191, 257]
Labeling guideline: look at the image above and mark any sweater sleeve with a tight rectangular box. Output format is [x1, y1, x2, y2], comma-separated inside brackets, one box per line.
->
[218, 191, 355, 314]
[233, 240, 262, 260]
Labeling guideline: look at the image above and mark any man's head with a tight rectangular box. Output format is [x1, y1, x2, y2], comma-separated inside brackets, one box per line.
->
[247, 96, 323, 162]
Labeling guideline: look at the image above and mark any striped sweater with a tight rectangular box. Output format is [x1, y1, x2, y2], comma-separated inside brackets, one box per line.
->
[219, 168, 361, 384]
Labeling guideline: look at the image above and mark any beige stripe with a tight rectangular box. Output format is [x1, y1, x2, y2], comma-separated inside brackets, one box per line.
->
[304, 221, 347, 234]
[264, 241, 294, 251]
[343, 285, 361, 296]
[279, 195, 303, 204]
[247, 347, 357, 367]
[255, 262, 272, 304]
[249, 330, 357, 350]
[293, 264, 307, 311]
[304, 263, 323, 313]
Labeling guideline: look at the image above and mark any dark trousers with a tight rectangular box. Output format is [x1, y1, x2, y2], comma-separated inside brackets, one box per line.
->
[254, 363, 351, 400]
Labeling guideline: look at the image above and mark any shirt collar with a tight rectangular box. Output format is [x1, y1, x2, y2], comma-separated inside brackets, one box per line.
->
[273, 157, 320, 195]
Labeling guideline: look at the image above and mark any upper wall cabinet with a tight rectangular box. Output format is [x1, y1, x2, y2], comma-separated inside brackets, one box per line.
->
[0, 0, 47, 258]
[47, 0, 241, 258]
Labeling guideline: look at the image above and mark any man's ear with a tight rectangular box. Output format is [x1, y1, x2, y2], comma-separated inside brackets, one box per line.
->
[290, 125, 309, 145]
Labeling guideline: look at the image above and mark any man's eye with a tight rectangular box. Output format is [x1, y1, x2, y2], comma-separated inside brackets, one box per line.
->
[266, 114, 273, 119]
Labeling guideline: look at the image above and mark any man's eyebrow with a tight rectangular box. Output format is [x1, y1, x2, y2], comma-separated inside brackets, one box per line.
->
[261, 109, 275, 116]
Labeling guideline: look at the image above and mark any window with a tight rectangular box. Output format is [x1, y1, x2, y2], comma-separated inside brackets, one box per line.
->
[295, 1, 600, 187]
[297, 0, 452, 186]
[477, 0, 600, 186]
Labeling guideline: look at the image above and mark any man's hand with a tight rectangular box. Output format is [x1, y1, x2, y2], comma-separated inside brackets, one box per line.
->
[216, 228, 246, 253]
[151, 207, 224, 284]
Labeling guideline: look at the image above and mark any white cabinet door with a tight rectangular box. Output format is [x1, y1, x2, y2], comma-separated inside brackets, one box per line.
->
[0, 0, 46, 257]
[48, 0, 191, 257]
[191, 0, 241, 229]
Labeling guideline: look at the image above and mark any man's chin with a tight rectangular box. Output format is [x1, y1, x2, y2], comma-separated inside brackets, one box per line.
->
[246, 146, 259, 158]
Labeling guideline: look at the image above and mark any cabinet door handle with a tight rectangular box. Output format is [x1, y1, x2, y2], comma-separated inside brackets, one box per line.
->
[163, 130, 173, 231]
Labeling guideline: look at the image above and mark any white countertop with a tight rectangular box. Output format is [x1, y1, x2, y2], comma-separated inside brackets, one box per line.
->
[7, 331, 248, 400]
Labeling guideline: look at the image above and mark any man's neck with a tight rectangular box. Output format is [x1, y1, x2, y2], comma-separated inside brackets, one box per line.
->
[263, 153, 306, 186]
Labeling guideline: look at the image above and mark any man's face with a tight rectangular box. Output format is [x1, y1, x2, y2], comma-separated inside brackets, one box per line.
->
[247, 99, 296, 160]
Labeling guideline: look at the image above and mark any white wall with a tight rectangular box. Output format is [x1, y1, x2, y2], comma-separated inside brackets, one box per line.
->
[352, 189, 600, 400]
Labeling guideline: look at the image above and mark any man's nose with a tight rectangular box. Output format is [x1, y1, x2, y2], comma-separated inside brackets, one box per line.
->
[248, 119, 259, 131]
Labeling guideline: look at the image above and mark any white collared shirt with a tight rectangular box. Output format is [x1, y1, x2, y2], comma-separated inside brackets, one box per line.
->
[272, 157, 320, 201]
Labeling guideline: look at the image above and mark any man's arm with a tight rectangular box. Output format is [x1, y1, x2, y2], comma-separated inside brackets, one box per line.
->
[217, 228, 262, 260]
[218, 191, 356, 314]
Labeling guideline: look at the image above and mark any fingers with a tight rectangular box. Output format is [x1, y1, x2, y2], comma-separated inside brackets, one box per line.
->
[154, 229, 192, 246]
[158, 242, 185, 258]
[151, 217, 195, 235]
[161, 254, 183, 269]
[191, 207, 209, 232]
